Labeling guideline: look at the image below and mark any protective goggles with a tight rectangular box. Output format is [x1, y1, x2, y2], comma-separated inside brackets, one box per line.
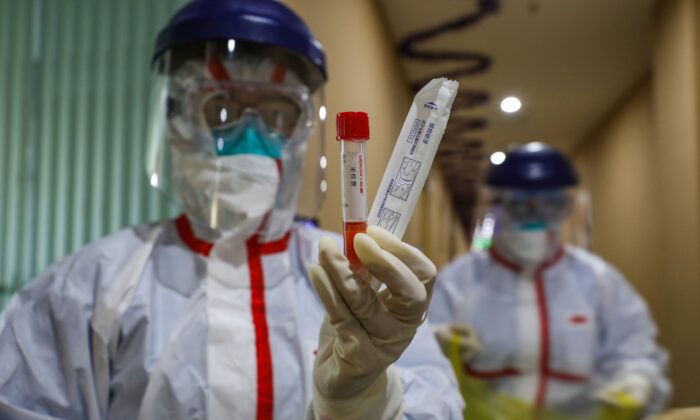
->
[492, 189, 572, 227]
[171, 79, 313, 145]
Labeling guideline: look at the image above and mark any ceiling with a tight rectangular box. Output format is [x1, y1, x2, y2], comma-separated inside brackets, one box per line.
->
[376, 0, 655, 229]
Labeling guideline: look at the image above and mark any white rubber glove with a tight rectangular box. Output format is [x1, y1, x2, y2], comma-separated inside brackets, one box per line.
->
[434, 323, 481, 363]
[308, 226, 437, 420]
[596, 371, 653, 410]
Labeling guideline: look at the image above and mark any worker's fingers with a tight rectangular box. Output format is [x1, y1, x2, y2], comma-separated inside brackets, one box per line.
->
[453, 324, 480, 350]
[434, 323, 481, 362]
[365, 226, 437, 294]
[308, 262, 358, 332]
[309, 262, 378, 377]
[316, 237, 396, 337]
[451, 323, 476, 339]
[433, 324, 453, 348]
[354, 232, 427, 323]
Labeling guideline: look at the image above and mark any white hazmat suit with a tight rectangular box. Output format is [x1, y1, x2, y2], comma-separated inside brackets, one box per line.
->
[0, 215, 463, 418]
[429, 244, 670, 417]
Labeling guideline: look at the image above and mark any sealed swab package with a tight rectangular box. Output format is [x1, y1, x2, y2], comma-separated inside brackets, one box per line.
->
[369, 78, 459, 239]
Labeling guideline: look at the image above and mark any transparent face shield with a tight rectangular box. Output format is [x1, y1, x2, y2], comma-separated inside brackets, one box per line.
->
[491, 188, 573, 229]
[146, 40, 326, 235]
[471, 187, 573, 251]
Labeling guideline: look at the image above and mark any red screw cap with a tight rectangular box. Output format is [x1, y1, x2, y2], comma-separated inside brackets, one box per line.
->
[336, 111, 370, 141]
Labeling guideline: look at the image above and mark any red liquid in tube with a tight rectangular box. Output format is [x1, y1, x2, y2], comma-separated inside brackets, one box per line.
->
[343, 220, 367, 270]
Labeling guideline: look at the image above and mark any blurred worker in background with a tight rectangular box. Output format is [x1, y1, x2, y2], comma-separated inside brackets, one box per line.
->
[0, 0, 463, 418]
[429, 142, 669, 419]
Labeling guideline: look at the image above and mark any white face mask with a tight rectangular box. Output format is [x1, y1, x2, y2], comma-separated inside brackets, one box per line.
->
[496, 227, 550, 265]
[173, 152, 280, 232]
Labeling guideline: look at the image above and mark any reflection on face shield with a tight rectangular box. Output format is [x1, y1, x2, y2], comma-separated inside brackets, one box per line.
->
[202, 86, 304, 138]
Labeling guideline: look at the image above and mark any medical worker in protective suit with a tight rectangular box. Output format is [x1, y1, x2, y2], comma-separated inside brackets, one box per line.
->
[0, 0, 463, 418]
[429, 142, 669, 419]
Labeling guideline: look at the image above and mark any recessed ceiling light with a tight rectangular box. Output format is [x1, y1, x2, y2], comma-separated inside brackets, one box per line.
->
[500, 96, 522, 113]
[490, 151, 506, 165]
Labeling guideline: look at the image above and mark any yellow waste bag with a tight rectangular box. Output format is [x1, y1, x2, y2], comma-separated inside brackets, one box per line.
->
[448, 334, 642, 420]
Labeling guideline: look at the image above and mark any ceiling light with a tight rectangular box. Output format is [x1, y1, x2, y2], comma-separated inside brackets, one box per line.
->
[490, 151, 506, 165]
[500, 96, 522, 113]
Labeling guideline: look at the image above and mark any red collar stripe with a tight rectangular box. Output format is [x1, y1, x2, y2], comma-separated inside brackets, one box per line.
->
[259, 232, 292, 254]
[488, 247, 522, 273]
[175, 214, 214, 257]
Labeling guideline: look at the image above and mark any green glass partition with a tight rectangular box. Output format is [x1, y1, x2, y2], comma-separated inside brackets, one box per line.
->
[0, 0, 188, 308]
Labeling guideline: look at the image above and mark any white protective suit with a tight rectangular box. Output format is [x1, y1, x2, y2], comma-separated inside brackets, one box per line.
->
[0, 215, 463, 419]
[428, 244, 670, 417]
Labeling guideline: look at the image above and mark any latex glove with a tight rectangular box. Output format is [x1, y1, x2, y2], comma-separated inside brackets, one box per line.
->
[308, 226, 436, 419]
[596, 372, 652, 410]
[434, 323, 481, 363]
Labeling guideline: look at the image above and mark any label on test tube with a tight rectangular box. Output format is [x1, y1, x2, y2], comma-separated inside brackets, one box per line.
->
[337, 111, 370, 272]
[342, 148, 368, 271]
[342, 149, 367, 221]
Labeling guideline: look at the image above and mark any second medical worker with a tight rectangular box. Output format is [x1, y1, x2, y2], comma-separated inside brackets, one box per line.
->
[429, 143, 669, 418]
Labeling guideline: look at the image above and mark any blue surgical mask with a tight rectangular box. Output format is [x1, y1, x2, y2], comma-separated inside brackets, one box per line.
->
[517, 221, 548, 231]
[210, 115, 285, 158]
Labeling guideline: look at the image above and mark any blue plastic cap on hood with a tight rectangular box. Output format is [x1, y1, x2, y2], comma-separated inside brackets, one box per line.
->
[153, 0, 327, 82]
[486, 142, 579, 189]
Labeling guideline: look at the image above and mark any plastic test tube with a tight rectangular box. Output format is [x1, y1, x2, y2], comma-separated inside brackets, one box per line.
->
[336, 112, 370, 270]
